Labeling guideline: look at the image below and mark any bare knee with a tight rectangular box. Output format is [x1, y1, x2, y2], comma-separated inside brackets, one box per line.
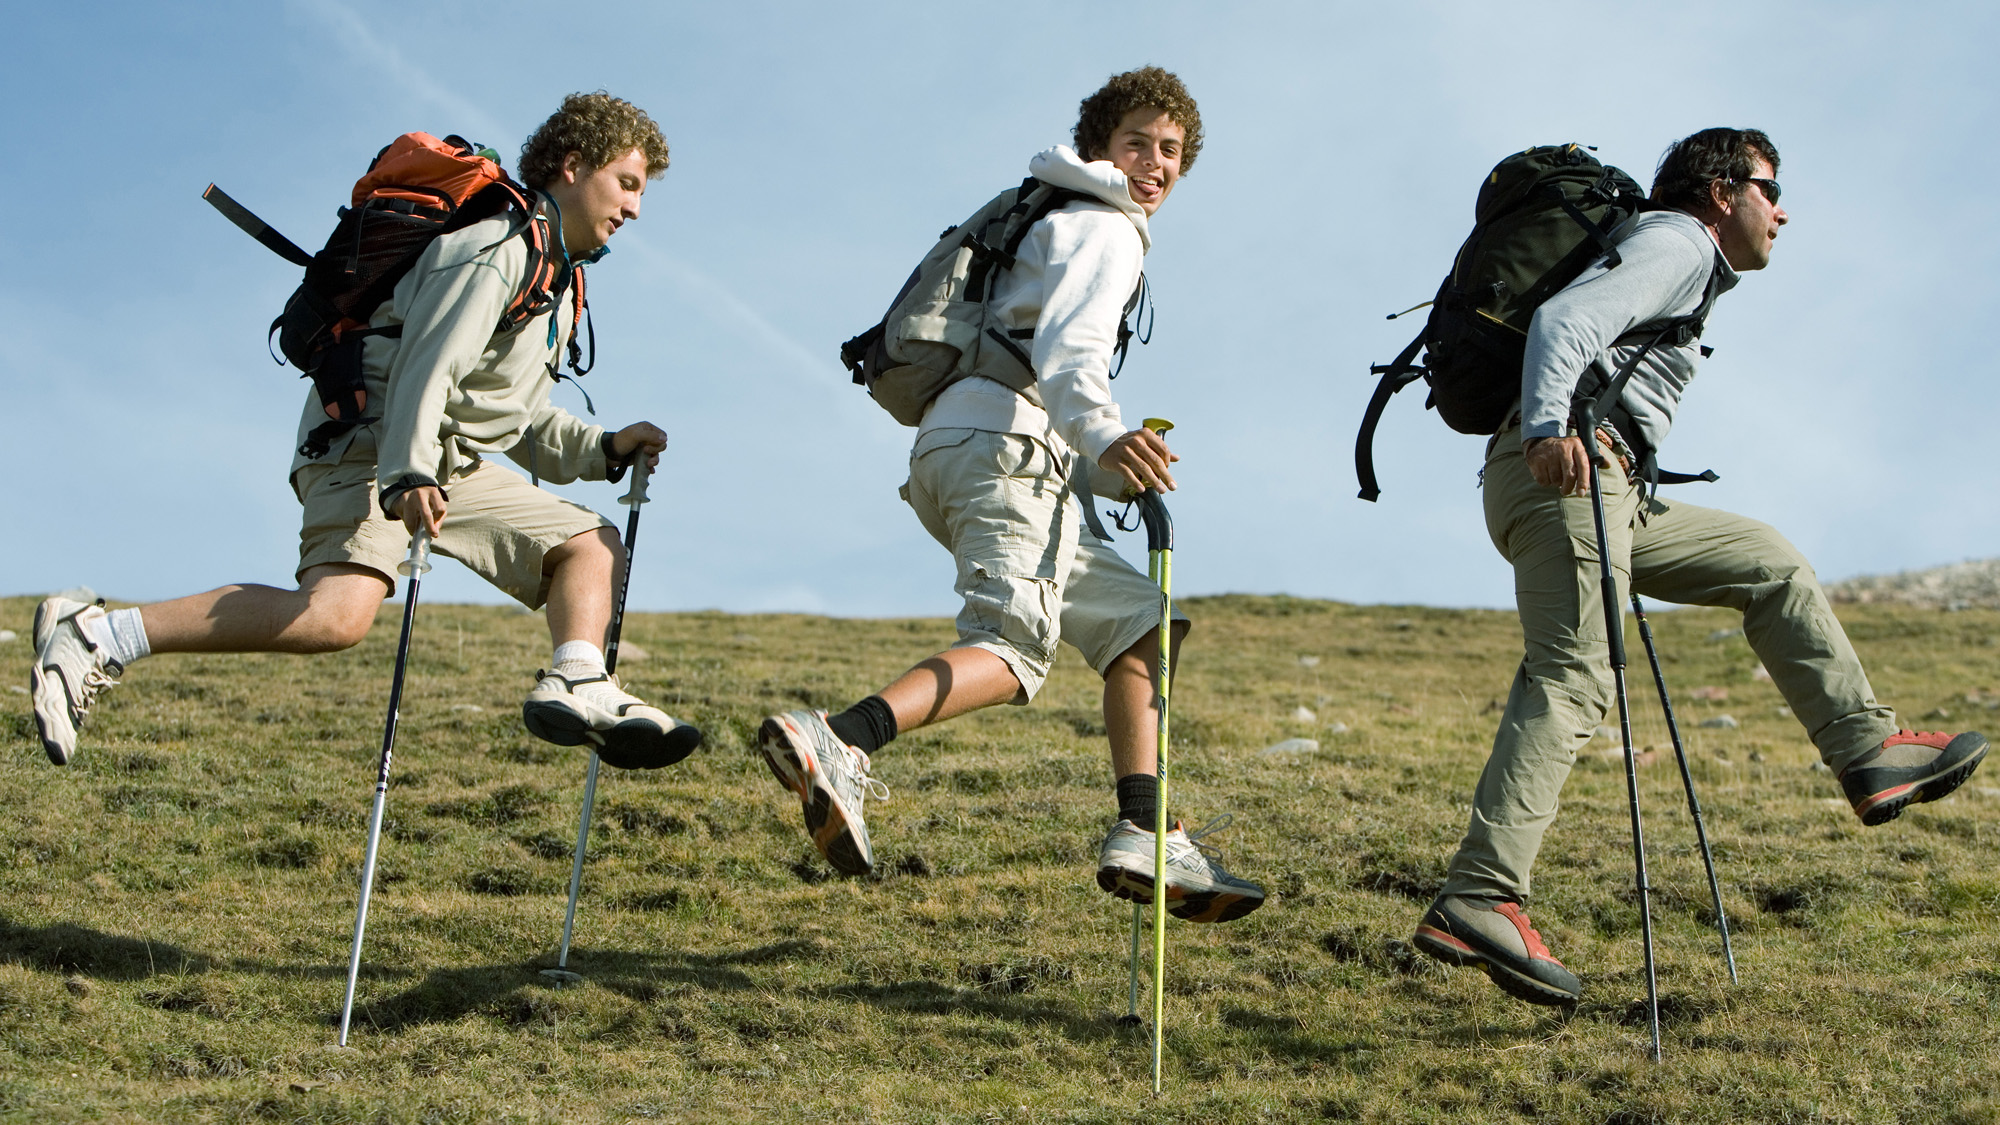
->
[545, 526, 623, 577]
[295, 567, 392, 652]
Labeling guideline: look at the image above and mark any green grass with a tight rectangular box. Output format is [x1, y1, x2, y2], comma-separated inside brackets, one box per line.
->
[4, 593, 2000, 1123]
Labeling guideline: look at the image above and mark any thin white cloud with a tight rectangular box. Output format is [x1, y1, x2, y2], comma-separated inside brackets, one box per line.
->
[287, 0, 509, 144]
[614, 231, 841, 387]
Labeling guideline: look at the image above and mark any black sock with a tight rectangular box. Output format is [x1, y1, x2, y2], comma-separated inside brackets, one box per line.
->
[1116, 773, 1159, 826]
[827, 695, 898, 755]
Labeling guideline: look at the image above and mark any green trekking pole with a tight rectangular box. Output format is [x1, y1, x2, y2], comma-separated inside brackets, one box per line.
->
[1137, 418, 1176, 1095]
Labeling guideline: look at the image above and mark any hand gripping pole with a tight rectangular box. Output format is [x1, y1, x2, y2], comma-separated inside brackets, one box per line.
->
[338, 528, 431, 1045]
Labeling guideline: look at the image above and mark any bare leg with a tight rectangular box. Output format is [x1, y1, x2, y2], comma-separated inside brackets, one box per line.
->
[877, 647, 1021, 733]
[542, 527, 622, 650]
[139, 564, 391, 654]
[1104, 622, 1189, 779]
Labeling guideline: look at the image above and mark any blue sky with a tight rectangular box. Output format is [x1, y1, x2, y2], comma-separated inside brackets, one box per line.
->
[2, 1, 1994, 615]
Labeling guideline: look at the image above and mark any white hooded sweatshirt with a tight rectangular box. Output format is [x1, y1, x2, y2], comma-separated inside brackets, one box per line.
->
[916, 145, 1150, 470]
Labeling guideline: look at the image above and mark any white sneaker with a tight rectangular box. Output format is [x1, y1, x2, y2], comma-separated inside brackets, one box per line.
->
[1096, 815, 1266, 923]
[30, 596, 124, 766]
[757, 710, 888, 876]
[521, 670, 701, 770]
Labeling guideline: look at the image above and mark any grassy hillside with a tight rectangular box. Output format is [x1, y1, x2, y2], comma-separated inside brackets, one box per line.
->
[3, 593, 1999, 1123]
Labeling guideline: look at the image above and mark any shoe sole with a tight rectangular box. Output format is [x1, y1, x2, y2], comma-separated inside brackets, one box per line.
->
[1852, 736, 1990, 826]
[30, 597, 81, 766]
[601, 721, 703, 770]
[1094, 863, 1264, 923]
[757, 716, 872, 877]
[521, 699, 598, 748]
[1412, 923, 1580, 1006]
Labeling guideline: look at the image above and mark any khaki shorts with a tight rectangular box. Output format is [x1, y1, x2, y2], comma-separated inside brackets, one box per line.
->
[295, 452, 613, 608]
[902, 428, 1188, 702]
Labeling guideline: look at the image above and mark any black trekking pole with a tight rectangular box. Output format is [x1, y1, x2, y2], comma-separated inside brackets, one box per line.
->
[1630, 594, 1737, 984]
[542, 457, 651, 985]
[338, 527, 431, 1045]
[1578, 424, 1662, 1063]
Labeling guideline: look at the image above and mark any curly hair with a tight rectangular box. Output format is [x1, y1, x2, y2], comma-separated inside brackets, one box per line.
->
[1072, 66, 1204, 173]
[1651, 127, 1780, 213]
[517, 92, 671, 190]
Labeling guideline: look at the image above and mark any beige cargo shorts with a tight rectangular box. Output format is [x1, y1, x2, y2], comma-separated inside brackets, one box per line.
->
[902, 427, 1188, 702]
[294, 449, 613, 609]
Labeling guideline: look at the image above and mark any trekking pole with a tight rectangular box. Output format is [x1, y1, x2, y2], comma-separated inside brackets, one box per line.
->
[1579, 430, 1661, 1063]
[543, 457, 651, 985]
[1136, 418, 1176, 1095]
[338, 526, 431, 1046]
[1631, 594, 1737, 984]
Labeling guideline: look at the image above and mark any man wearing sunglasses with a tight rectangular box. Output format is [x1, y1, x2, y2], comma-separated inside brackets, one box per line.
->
[1410, 127, 1988, 1007]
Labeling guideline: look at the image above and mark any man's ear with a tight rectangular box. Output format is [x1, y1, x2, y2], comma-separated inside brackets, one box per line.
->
[559, 150, 586, 185]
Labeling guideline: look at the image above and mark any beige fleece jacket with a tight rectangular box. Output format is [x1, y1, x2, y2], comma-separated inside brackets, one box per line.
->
[286, 211, 609, 501]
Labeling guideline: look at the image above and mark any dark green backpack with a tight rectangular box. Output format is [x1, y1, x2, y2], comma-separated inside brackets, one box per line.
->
[1355, 144, 1651, 500]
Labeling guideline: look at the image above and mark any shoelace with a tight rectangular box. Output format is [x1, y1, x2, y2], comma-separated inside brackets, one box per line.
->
[1169, 814, 1237, 875]
[828, 741, 891, 806]
[72, 666, 120, 717]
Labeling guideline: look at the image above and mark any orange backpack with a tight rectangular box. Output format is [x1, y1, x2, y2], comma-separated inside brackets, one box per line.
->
[205, 132, 590, 459]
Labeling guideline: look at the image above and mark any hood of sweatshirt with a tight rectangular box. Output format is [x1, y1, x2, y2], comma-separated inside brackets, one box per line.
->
[1026, 145, 1151, 253]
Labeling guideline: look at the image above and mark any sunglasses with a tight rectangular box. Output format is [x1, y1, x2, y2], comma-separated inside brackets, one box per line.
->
[1732, 176, 1781, 204]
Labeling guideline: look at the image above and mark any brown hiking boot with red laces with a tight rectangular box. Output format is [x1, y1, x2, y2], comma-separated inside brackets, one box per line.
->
[1413, 894, 1581, 1006]
[1840, 729, 1988, 826]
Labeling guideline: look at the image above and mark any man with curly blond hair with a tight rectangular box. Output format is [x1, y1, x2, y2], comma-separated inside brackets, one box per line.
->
[33, 93, 703, 773]
[753, 67, 1263, 921]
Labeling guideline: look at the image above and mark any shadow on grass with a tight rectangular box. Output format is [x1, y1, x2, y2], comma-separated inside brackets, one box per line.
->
[0, 913, 222, 980]
[343, 942, 783, 1034]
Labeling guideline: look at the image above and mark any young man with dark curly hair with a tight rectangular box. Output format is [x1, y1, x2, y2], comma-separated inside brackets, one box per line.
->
[1409, 127, 1988, 1006]
[753, 67, 1264, 922]
[32, 92, 703, 771]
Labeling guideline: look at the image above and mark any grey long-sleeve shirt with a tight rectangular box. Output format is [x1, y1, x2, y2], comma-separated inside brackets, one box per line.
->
[1519, 210, 1737, 452]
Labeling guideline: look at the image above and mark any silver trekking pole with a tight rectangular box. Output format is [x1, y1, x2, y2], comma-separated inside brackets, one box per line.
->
[1630, 594, 1737, 984]
[1580, 428, 1662, 1062]
[542, 458, 651, 985]
[338, 527, 432, 1045]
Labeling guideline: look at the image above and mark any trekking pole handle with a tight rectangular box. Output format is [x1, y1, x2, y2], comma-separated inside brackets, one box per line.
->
[398, 528, 433, 577]
[1142, 417, 1174, 439]
[618, 445, 656, 509]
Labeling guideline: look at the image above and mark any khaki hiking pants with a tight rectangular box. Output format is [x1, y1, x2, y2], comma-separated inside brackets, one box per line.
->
[1440, 422, 1900, 902]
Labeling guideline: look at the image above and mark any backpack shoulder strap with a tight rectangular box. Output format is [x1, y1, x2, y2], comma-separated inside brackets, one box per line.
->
[1354, 332, 1428, 502]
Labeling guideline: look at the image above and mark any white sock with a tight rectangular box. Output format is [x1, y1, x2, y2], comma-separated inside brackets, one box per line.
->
[552, 640, 606, 680]
[79, 607, 152, 667]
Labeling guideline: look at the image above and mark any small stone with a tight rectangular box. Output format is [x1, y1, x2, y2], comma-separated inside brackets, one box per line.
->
[1261, 738, 1320, 757]
[450, 704, 485, 714]
[8, 685, 26, 695]
[0, 629, 16, 643]
[1593, 725, 1616, 741]
[1292, 706, 1317, 722]
[1297, 655, 1320, 668]
[1391, 620, 1415, 631]
[1810, 761, 1831, 772]
[1748, 750, 1765, 762]
[617, 642, 650, 663]
[1325, 721, 1350, 735]
[730, 633, 760, 645]
[1689, 685, 1729, 702]
[1698, 715, 1739, 729]
[1774, 705, 1792, 717]
[1751, 664, 1772, 682]
[1709, 628, 1743, 642]
[1925, 707, 1952, 721]
[64, 975, 91, 997]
